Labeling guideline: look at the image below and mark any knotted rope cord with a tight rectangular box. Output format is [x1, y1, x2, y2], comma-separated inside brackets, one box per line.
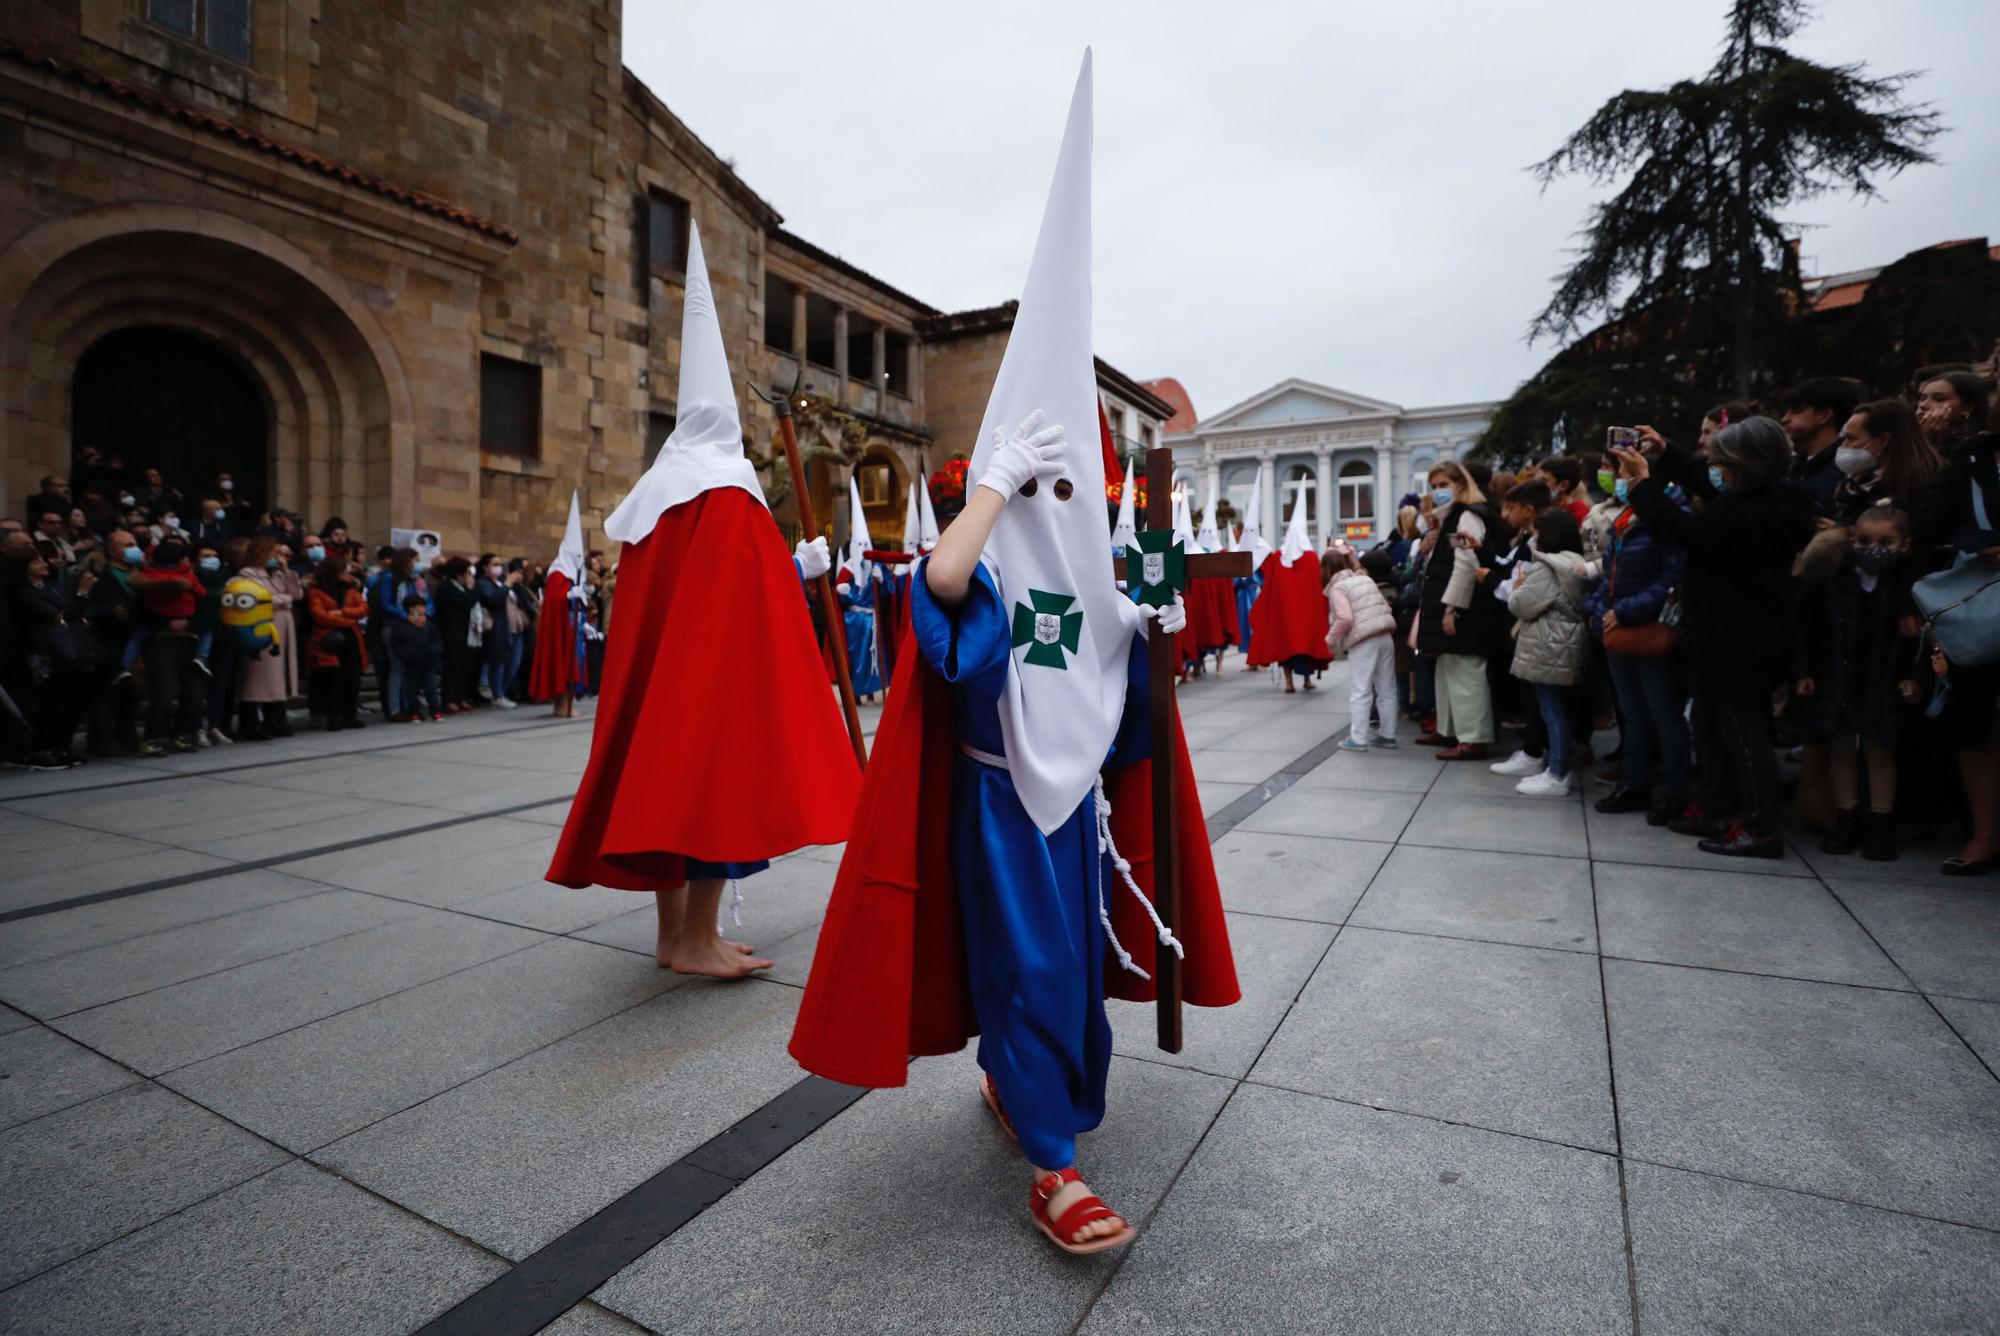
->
[716, 879, 744, 933]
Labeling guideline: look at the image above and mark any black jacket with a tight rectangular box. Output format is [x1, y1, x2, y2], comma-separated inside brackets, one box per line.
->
[434, 579, 475, 645]
[1629, 445, 1817, 699]
[1790, 443, 1844, 519]
[11, 582, 83, 657]
[1794, 561, 1923, 747]
[1417, 503, 1502, 655]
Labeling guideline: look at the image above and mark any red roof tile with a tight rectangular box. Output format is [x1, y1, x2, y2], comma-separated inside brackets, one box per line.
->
[1139, 377, 1198, 433]
[2, 40, 517, 243]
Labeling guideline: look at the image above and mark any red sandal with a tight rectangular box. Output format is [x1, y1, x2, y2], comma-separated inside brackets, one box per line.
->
[981, 1074, 1018, 1142]
[1030, 1168, 1134, 1256]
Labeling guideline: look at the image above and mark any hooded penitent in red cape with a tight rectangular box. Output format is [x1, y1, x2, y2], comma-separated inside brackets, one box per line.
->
[527, 569, 585, 701]
[1247, 549, 1332, 670]
[788, 622, 1239, 1089]
[546, 487, 860, 890]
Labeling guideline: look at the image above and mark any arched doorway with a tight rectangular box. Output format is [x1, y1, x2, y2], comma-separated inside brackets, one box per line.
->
[72, 327, 270, 509]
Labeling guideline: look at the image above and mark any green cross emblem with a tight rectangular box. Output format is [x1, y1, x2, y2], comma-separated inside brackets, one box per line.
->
[1129, 529, 1186, 608]
[1010, 589, 1084, 669]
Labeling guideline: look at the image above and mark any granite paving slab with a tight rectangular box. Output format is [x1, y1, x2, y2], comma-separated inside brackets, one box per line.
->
[0, 1159, 507, 1335]
[0, 845, 233, 915]
[0, 1024, 139, 1128]
[0, 1002, 32, 1034]
[1196, 781, 1251, 817]
[541, 1302, 654, 1335]
[453, 880, 640, 933]
[0, 1083, 291, 1289]
[1583, 802, 1813, 877]
[1287, 749, 1446, 793]
[161, 937, 679, 1151]
[275, 816, 560, 900]
[1110, 911, 1334, 1079]
[1347, 844, 1596, 952]
[1605, 959, 2000, 1228]
[177, 802, 473, 863]
[1252, 926, 1617, 1151]
[1595, 861, 1909, 988]
[0, 869, 327, 970]
[1188, 748, 1297, 785]
[1795, 829, 1979, 887]
[1625, 1160, 2000, 1335]
[1402, 790, 1589, 857]
[593, 1052, 1232, 1336]
[318, 977, 805, 1259]
[1932, 994, 2000, 1074]
[570, 856, 837, 963]
[1210, 829, 1390, 924]
[1826, 878, 2000, 1000]
[1081, 1083, 1629, 1336]
[1234, 783, 1421, 843]
[0, 888, 426, 1017]
[52, 911, 542, 1075]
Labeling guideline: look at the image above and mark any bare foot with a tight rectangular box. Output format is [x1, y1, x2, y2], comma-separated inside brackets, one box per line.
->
[722, 938, 757, 956]
[1037, 1170, 1128, 1245]
[669, 939, 772, 978]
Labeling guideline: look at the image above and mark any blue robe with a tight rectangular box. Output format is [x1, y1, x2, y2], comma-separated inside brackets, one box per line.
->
[1234, 571, 1261, 653]
[911, 562, 1150, 1169]
[840, 569, 884, 698]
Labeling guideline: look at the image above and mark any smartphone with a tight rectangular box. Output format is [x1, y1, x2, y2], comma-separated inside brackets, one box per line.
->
[1606, 427, 1640, 451]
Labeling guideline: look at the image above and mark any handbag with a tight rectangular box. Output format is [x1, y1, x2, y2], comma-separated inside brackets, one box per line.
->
[49, 619, 108, 675]
[1913, 472, 2000, 668]
[1599, 534, 1675, 659]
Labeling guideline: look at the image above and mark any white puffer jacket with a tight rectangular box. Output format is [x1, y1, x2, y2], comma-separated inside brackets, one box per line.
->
[1326, 569, 1396, 655]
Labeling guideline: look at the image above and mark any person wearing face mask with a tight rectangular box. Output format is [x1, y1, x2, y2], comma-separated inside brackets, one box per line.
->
[1414, 461, 1501, 759]
[1585, 467, 1690, 823]
[1610, 418, 1816, 859]
[81, 529, 143, 755]
[233, 535, 299, 739]
[473, 552, 519, 708]
[1830, 399, 1944, 524]
[189, 541, 237, 746]
[191, 498, 232, 547]
[1793, 503, 1925, 863]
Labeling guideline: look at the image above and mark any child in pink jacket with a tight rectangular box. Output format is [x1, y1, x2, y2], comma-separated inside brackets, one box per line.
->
[1325, 542, 1399, 751]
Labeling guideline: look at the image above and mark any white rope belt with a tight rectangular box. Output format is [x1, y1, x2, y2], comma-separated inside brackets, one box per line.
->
[957, 743, 1186, 980]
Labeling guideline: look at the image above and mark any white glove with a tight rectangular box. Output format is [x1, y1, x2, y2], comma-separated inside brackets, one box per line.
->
[835, 581, 852, 596]
[1140, 593, 1188, 636]
[975, 409, 1066, 501]
[794, 536, 831, 581]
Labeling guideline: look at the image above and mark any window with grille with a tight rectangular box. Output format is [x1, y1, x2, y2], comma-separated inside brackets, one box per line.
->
[480, 354, 541, 458]
[646, 191, 690, 275]
[147, 0, 251, 62]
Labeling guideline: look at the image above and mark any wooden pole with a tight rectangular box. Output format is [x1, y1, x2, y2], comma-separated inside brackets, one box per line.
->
[772, 397, 869, 772]
[1143, 444, 1183, 1053]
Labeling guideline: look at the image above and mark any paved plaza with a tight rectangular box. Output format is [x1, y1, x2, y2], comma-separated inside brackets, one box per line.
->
[0, 661, 1996, 1334]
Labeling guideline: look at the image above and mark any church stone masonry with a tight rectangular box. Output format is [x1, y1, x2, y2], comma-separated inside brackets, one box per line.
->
[0, 0, 1170, 557]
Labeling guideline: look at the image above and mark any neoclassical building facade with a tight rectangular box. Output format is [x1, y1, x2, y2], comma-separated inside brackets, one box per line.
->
[1159, 379, 1498, 548]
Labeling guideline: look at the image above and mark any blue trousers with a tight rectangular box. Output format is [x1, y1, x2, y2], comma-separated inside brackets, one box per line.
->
[1606, 652, 1691, 801]
[1536, 683, 1572, 778]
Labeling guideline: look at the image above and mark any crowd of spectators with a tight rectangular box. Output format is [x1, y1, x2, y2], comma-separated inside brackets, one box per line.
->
[0, 458, 610, 771]
[1353, 364, 1999, 876]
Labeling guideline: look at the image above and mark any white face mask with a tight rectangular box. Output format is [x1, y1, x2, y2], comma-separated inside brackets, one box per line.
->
[220, 480, 234, 492]
[1834, 445, 1877, 478]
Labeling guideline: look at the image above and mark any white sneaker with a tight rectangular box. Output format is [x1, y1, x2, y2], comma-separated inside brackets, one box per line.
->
[1516, 769, 1577, 798]
[1490, 749, 1543, 777]
[208, 726, 234, 746]
[494, 697, 518, 710]
[193, 729, 213, 749]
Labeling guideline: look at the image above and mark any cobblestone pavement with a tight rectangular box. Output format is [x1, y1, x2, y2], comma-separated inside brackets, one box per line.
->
[1, 659, 1995, 1334]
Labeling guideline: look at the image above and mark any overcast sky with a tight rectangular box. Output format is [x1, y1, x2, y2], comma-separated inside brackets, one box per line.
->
[626, 0, 1999, 421]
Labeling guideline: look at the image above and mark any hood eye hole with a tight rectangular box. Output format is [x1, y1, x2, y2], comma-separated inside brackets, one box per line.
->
[1018, 478, 1038, 497]
[1053, 478, 1074, 501]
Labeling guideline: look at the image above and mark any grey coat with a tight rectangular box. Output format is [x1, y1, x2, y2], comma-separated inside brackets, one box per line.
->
[1508, 550, 1593, 686]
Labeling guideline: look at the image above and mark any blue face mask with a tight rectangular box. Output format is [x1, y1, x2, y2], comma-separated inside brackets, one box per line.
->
[1707, 465, 1729, 494]
[1431, 486, 1456, 509]
[306, 546, 326, 562]
[120, 545, 142, 565]
[1613, 478, 1630, 504]
[265, 556, 281, 571]
[198, 555, 221, 572]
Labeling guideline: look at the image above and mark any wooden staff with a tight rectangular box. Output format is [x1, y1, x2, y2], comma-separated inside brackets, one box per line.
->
[770, 392, 869, 771]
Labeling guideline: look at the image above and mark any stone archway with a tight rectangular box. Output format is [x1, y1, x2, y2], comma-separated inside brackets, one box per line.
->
[0, 205, 412, 542]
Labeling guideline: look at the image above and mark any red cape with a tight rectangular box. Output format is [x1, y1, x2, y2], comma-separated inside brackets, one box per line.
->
[1247, 550, 1332, 669]
[527, 569, 584, 701]
[788, 622, 1241, 1089]
[1180, 576, 1237, 667]
[547, 488, 860, 891]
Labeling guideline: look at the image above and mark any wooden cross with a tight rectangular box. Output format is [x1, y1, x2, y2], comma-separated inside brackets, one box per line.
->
[1111, 445, 1250, 1052]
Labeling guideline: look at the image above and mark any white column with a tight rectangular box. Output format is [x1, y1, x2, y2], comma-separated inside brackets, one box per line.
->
[1203, 455, 1221, 529]
[1259, 452, 1277, 540]
[832, 307, 850, 402]
[1314, 449, 1335, 548]
[1374, 444, 1394, 542]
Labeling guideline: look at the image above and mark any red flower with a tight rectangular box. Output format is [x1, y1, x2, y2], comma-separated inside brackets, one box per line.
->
[930, 458, 970, 504]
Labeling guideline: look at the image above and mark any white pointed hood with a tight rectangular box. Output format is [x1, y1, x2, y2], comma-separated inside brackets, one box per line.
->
[960, 49, 1141, 835]
[550, 490, 586, 584]
[1109, 451, 1138, 552]
[1173, 488, 1198, 552]
[903, 471, 940, 554]
[603, 221, 763, 543]
[844, 473, 871, 582]
[1240, 460, 1275, 567]
[1195, 496, 1223, 554]
[1228, 523, 1242, 552]
[1278, 476, 1313, 567]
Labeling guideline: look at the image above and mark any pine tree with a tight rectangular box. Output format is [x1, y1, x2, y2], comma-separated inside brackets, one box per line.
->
[1525, 0, 1940, 402]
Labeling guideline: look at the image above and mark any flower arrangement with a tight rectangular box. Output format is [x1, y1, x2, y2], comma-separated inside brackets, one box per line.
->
[930, 458, 970, 508]
[1105, 476, 1148, 511]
